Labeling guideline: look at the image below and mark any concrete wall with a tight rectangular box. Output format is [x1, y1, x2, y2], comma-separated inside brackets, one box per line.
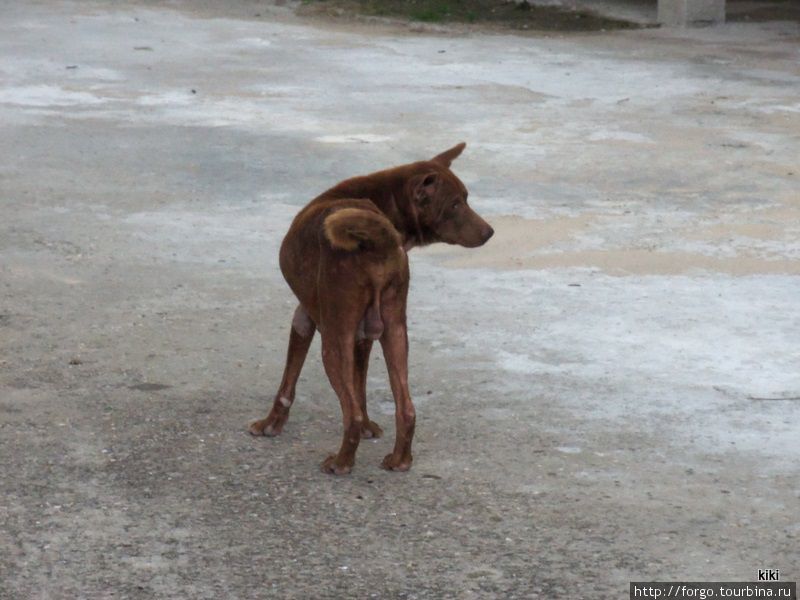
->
[658, 0, 725, 25]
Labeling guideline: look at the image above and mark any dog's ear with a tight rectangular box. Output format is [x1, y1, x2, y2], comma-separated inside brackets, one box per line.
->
[432, 142, 466, 167]
[413, 172, 438, 207]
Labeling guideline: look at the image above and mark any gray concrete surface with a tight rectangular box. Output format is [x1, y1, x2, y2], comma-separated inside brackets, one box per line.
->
[658, 0, 725, 25]
[1, 2, 799, 598]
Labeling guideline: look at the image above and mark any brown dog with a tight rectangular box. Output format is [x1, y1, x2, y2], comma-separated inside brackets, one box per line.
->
[249, 143, 493, 474]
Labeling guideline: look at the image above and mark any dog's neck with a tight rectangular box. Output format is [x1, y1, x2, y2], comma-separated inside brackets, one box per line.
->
[324, 167, 435, 249]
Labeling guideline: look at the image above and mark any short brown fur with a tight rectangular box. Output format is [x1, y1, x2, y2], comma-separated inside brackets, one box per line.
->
[323, 208, 402, 252]
[249, 143, 493, 474]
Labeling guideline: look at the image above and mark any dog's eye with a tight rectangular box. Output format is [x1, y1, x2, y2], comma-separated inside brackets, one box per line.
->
[451, 201, 460, 210]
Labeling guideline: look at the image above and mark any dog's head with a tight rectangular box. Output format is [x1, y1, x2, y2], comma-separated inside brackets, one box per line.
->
[406, 143, 494, 248]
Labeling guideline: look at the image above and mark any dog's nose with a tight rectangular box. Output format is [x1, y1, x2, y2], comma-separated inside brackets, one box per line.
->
[482, 225, 494, 243]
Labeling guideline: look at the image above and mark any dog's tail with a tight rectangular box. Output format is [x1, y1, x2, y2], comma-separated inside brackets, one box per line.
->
[323, 208, 402, 253]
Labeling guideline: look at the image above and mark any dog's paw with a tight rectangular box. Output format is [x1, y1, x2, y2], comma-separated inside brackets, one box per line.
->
[381, 453, 412, 472]
[360, 420, 383, 439]
[248, 414, 286, 437]
[321, 454, 353, 476]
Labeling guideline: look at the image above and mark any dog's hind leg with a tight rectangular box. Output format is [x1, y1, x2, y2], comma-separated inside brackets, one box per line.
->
[320, 329, 364, 475]
[354, 339, 383, 439]
[249, 305, 315, 437]
[379, 284, 416, 472]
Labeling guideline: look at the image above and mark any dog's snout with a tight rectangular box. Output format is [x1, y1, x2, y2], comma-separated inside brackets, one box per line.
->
[482, 225, 494, 243]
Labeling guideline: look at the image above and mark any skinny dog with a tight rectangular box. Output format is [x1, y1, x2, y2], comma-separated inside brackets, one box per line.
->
[249, 143, 493, 474]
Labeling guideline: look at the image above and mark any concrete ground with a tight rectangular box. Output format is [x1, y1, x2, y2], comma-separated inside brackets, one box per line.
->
[1, 2, 799, 598]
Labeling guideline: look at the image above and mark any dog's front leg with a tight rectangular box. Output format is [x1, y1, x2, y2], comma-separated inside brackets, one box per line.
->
[379, 297, 415, 472]
[354, 339, 383, 440]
